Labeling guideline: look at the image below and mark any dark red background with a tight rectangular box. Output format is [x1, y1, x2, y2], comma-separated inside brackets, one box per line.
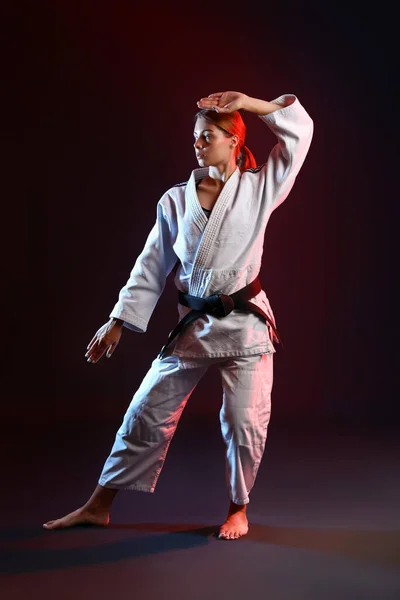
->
[4, 2, 398, 427]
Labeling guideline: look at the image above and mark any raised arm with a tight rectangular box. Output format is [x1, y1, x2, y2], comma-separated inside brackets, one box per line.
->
[109, 198, 178, 333]
[197, 91, 314, 212]
[245, 93, 314, 212]
[197, 90, 281, 114]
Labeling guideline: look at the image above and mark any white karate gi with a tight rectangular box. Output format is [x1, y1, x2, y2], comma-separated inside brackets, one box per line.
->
[98, 94, 314, 504]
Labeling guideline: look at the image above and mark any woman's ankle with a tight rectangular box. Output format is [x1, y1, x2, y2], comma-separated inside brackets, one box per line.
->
[84, 484, 119, 512]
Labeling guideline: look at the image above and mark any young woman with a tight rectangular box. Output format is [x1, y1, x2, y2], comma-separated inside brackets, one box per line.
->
[43, 90, 314, 540]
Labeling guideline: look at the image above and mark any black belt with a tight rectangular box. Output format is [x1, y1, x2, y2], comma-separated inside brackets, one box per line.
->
[158, 277, 282, 359]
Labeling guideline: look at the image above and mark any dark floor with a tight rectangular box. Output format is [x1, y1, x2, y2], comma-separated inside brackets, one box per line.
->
[1, 414, 399, 599]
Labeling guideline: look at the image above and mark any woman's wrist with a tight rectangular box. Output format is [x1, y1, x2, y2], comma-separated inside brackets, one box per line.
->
[243, 96, 284, 115]
[110, 317, 124, 327]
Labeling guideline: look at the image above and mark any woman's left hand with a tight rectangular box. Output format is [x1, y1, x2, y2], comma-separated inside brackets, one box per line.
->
[197, 91, 249, 113]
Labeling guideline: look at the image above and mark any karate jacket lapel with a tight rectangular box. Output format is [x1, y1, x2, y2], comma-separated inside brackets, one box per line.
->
[186, 166, 241, 296]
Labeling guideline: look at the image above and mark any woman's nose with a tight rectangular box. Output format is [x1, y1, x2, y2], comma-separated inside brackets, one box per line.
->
[194, 138, 205, 150]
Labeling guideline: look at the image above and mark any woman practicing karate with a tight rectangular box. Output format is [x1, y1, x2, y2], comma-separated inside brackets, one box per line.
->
[43, 90, 314, 539]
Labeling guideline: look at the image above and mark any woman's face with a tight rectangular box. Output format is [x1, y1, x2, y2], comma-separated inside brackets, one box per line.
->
[193, 117, 237, 167]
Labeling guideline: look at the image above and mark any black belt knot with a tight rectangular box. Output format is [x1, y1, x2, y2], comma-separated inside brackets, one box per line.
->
[178, 291, 235, 318]
[158, 276, 282, 359]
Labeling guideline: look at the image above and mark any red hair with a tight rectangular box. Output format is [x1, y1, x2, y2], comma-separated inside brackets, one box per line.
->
[194, 109, 257, 172]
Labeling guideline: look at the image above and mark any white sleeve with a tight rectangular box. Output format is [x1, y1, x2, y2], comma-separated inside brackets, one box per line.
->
[109, 199, 178, 333]
[256, 93, 314, 212]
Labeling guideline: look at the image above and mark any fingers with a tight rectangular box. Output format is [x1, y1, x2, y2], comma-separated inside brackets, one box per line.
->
[85, 322, 121, 364]
[197, 91, 243, 113]
[86, 335, 100, 357]
[106, 342, 118, 358]
[86, 347, 106, 363]
[197, 94, 235, 113]
[86, 336, 98, 352]
[197, 102, 233, 114]
[197, 98, 219, 108]
[216, 103, 233, 113]
[85, 339, 119, 363]
[85, 340, 106, 363]
[197, 99, 228, 114]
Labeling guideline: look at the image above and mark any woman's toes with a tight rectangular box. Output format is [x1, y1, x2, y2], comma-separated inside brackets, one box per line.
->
[219, 529, 244, 540]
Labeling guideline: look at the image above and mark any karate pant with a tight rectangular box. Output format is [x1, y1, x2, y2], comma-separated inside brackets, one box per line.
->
[98, 351, 273, 505]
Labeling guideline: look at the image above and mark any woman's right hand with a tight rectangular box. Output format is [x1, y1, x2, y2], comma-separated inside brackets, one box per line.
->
[85, 318, 123, 364]
[197, 91, 249, 113]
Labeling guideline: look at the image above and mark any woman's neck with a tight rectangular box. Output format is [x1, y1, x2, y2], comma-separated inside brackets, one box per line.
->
[208, 162, 237, 184]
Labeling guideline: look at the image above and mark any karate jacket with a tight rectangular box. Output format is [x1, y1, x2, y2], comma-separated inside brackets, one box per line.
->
[109, 94, 314, 358]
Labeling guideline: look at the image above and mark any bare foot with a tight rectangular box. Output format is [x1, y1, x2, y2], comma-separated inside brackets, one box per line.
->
[43, 507, 110, 530]
[218, 502, 248, 540]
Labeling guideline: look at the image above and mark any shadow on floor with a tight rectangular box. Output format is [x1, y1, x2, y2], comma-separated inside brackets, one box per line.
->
[2, 521, 399, 574]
